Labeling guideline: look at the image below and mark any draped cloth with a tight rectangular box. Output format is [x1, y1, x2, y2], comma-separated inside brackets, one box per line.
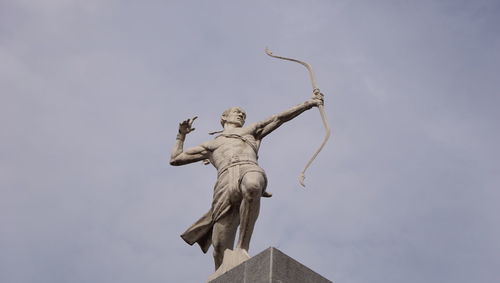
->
[180, 157, 267, 253]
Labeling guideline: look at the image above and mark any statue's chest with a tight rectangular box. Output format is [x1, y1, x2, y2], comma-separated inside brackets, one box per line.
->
[212, 134, 259, 153]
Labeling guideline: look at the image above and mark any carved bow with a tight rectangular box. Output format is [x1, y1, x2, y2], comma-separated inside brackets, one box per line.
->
[265, 48, 331, 187]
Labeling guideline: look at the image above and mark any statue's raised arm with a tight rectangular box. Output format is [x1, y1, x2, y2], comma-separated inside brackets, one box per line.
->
[170, 116, 210, 166]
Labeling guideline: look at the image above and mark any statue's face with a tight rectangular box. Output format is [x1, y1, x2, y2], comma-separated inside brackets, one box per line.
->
[224, 107, 246, 127]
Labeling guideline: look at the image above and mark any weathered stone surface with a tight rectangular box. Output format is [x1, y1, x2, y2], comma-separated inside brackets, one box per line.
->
[208, 247, 332, 283]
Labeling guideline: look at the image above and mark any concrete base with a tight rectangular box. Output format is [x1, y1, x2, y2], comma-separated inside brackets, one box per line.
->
[208, 247, 332, 283]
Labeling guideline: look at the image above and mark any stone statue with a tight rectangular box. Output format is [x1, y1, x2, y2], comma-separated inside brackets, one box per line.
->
[170, 49, 330, 279]
[170, 93, 324, 271]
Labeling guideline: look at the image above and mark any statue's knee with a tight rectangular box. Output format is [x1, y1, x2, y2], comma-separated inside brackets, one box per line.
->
[243, 186, 261, 200]
[241, 173, 265, 200]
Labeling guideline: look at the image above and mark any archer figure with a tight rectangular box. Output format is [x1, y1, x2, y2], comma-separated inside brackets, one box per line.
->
[170, 91, 324, 271]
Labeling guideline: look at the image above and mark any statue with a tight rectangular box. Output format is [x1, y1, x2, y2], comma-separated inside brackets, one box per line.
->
[169, 49, 330, 277]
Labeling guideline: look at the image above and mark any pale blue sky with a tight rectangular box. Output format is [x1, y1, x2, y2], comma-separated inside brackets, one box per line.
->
[1, 1, 499, 282]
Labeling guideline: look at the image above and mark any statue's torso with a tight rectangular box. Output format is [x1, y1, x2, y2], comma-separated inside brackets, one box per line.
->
[206, 128, 261, 170]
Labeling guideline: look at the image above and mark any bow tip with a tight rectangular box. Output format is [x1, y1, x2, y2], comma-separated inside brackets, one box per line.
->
[298, 173, 306, 187]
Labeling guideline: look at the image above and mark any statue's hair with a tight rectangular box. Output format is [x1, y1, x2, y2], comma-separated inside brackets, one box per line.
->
[220, 107, 246, 127]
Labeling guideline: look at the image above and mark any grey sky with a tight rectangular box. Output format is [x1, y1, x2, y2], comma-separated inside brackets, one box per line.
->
[1, 0, 499, 282]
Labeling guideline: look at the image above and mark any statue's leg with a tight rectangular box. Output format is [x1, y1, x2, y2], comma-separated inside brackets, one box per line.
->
[211, 205, 240, 270]
[237, 171, 266, 251]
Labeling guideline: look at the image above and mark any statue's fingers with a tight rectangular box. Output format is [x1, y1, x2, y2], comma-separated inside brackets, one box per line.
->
[314, 93, 325, 104]
[314, 92, 324, 98]
[189, 116, 198, 126]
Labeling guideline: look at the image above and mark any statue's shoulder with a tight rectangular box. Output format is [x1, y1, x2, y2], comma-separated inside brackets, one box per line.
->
[200, 139, 217, 151]
[236, 124, 260, 137]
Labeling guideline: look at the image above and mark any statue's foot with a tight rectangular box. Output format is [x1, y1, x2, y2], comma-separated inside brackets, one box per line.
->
[233, 248, 250, 258]
[207, 248, 251, 282]
[262, 191, 272, 198]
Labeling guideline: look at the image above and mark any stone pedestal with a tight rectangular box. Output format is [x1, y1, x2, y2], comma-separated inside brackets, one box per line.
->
[208, 247, 332, 283]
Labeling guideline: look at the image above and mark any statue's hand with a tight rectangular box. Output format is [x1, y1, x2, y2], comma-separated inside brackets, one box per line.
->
[310, 89, 324, 107]
[178, 116, 197, 135]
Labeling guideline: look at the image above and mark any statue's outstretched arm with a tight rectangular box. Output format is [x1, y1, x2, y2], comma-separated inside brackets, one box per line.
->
[253, 93, 323, 139]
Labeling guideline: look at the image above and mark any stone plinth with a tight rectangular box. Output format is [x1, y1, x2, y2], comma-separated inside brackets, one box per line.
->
[208, 247, 332, 283]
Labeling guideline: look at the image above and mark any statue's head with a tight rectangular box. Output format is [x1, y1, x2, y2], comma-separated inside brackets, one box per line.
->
[221, 107, 246, 128]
